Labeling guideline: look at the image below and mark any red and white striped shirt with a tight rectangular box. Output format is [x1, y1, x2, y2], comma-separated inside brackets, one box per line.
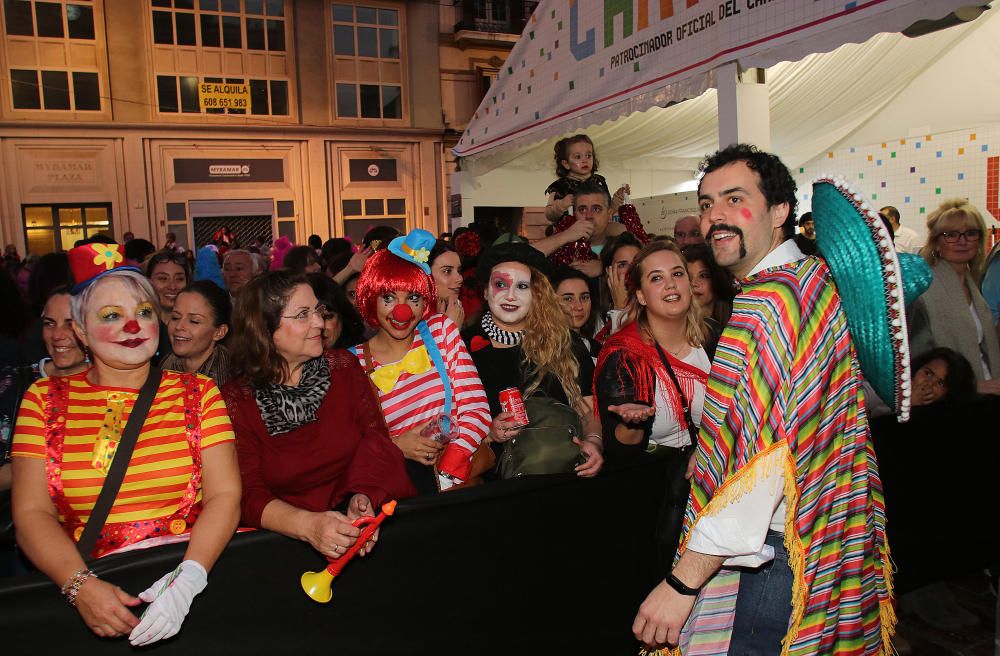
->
[352, 314, 490, 481]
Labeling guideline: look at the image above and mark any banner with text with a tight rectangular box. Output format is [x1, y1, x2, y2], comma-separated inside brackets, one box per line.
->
[454, 0, 972, 159]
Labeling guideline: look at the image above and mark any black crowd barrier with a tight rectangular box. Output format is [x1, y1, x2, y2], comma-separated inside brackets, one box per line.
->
[871, 394, 1000, 594]
[871, 396, 1000, 594]
[1, 457, 669, 655]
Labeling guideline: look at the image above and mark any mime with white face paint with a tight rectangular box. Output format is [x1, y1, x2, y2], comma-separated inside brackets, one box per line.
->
[461, 242, 605, 480]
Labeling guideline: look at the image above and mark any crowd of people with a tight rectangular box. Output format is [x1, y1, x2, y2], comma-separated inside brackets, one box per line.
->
[0, 138, 997, 654]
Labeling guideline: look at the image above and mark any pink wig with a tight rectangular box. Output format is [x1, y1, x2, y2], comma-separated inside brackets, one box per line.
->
[269, 236, 294, 270]
[356, 248, 436, 327]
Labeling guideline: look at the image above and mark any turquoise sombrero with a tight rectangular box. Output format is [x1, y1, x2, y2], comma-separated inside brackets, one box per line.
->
[812, 176, 933, 422]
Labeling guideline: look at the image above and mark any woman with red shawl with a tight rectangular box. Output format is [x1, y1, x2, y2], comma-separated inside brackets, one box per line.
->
[595, 241, 710, 573]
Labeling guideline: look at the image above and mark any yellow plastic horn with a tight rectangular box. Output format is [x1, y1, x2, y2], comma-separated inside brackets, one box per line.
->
[299, 500, 398, 603]
[300, 568, 335, 603]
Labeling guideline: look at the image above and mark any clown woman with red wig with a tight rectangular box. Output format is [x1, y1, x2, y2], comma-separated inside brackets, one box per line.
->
[351, 229, 491, 493]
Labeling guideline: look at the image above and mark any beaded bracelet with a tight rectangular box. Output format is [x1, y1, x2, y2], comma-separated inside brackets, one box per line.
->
[61, 569, 97, 607]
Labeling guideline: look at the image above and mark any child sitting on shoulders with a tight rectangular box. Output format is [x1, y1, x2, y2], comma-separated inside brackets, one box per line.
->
[545, 135, 628, 223]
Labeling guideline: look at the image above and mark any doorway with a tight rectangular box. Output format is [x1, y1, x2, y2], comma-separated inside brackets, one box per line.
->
[188, 199, 274, 249]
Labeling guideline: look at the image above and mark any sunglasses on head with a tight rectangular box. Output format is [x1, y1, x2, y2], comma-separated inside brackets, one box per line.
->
[149, 252, 187, 265]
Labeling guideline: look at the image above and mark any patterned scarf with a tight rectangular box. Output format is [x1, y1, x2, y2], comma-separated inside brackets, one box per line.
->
[254, 356, 331, 436]
[481, 311, 522, 346]
[595, 321, 706, 430]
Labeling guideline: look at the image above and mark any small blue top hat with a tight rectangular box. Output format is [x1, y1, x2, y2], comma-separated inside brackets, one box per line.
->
[387, 229, 436, 275]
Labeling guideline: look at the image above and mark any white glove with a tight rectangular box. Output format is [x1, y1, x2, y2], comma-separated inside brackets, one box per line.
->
[129, 560, 208, 647]
[438, 472, 463, 491]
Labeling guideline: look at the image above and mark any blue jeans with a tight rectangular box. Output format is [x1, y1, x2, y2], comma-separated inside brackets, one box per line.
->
[728, 530, 793, 656]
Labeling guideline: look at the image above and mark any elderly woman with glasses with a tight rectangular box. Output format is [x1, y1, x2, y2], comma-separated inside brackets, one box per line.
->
[223, 270, 413, 562]
[909, 199, 1000, 395]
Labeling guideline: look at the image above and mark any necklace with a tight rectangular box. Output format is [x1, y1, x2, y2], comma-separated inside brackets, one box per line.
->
[661, 342, 689, 359]
[482, 312, 523, 346]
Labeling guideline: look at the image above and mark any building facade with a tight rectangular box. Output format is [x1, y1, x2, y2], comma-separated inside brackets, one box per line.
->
[0, 0, 460, 254]
[0, 0, 533, 255]
[438, 0, 534, 232]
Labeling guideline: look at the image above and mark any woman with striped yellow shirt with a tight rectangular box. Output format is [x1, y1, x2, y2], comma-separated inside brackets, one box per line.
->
[10, 244, 241, 646]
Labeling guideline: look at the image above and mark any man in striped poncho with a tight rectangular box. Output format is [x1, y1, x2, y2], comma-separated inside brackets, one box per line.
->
[633, 145, 894, 655]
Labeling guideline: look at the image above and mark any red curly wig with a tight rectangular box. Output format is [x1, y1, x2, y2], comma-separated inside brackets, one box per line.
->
[355, 248, 437, 327]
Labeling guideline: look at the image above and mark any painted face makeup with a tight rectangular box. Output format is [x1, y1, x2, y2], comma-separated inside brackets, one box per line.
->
[486, 262, 532, 331]
[76, 278, 159, 369]
[698, 160, 789, 278]
[391, 303, 414, 323]
[375, 290, 426, 340]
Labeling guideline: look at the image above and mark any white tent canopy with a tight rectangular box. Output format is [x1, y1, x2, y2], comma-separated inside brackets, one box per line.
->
[453, 1, 997, 214]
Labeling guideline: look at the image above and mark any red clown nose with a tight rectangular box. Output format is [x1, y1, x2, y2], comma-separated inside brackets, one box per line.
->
[391, 304, 414, 322]
[123, 320, 141, 334]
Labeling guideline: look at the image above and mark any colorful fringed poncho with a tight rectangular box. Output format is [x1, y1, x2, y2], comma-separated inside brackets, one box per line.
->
[677, 256, 894, 655]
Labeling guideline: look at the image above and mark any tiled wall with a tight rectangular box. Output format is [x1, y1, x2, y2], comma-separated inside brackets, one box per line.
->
[628, 125, 1000, 241]
[795, 126, 1000, 244]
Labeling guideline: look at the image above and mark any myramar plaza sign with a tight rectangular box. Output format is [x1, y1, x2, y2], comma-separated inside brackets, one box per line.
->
[199, 82, 250, 111]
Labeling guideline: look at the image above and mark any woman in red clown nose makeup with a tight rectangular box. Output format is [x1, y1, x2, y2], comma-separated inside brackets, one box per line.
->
[10, 243, 241, 646]
[352, 229, 491, 494]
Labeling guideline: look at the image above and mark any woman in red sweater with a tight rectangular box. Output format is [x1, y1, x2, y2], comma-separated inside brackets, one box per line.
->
[223, 270, 414, 560]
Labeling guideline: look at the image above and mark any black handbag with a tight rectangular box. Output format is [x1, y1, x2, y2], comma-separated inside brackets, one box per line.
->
[499, 392, 584, 479]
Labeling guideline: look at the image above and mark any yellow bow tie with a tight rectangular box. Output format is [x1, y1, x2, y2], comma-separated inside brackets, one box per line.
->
[370, 346, 433, 394]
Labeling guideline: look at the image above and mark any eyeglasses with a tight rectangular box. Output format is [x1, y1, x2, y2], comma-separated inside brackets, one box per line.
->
[938, 229, 982, 243]
[281, 305, 328, 323]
